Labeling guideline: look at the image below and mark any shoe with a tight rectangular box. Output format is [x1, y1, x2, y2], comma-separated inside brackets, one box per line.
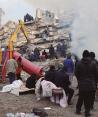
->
[85, 113, 91, 117]
[90, 106, 94, 110]
[68, 102, 73, 105]
[91, 107, 96, 112]
[76, 110, 81, 115]
[67, 101, 73, 105]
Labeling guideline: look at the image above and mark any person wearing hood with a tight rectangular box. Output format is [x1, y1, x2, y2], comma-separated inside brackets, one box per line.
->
[75, 50, 98, 117]
[89, 52, 98, 110]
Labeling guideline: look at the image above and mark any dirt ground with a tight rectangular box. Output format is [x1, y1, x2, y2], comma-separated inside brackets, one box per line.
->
[0, 77, 98, 117]
[0, 60, 98, 117]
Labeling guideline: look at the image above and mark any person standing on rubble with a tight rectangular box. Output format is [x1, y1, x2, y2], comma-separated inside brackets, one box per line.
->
[42, 50, 48, 59]
[61, 42, 67, 58]
[6, 57, 18, 84]
[29, 50, 35, 61]
[34, 47, 40, 61]
[63, 53, 74, 82]
[49, 44, 55, 59]
[75, 50, 98, 117]
[56, 43, 62, 58]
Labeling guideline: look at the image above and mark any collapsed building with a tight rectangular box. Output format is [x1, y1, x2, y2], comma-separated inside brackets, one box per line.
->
[0, 9, 73, 52]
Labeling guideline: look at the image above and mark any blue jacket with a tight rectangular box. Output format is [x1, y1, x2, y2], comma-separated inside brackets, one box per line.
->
[64, 58, 74, 73]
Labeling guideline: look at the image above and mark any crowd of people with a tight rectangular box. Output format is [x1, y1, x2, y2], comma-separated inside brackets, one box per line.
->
[5, 49, 98, 117]
[37, 50, 98, 117]
[21, 42, 67, 62]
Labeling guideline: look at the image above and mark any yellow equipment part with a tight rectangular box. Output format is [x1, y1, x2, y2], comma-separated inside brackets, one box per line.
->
[8, 20, 29, 59]
[0, 48, 2, 64]
[9, 20, 28, 43]
[8, 41, 14, 59]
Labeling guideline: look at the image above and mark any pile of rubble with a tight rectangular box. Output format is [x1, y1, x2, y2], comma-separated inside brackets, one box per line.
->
[0, 9, 73, 50]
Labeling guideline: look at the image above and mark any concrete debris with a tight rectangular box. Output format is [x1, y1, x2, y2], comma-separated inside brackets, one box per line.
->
[30, 58, 64, 72]
[0, 8, 5, 26]
[0, 9, 73, 51]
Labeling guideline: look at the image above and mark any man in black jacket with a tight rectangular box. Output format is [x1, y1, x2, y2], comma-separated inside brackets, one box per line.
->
[55, 68, 74, 105]
[75, 50, 98, 117]
[45, 65, 57, 84]
[26, 74, 37, 89]
[90, 52, 98, 110]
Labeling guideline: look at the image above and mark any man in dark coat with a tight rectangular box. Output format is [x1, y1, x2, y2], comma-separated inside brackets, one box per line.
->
[45, 65, 57, 84]
[54, 68, 74, 105]
[34, 47, 40, 61]
[26, 74, 37, 89]
[90, 52, 98, 110]
[61, 43, 67, 58]
[56, 43, 62, 57]
[75, 50, 98, 117]
[49, 44, 55, 59]
[24, 13, 34, 22]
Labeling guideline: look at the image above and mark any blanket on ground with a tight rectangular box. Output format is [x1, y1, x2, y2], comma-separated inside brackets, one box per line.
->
[1, 80, 31, 96]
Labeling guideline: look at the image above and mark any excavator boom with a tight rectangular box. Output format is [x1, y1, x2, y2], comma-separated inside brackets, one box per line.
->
[8, 20, 30, 59]
[9, 20, 29, 43]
